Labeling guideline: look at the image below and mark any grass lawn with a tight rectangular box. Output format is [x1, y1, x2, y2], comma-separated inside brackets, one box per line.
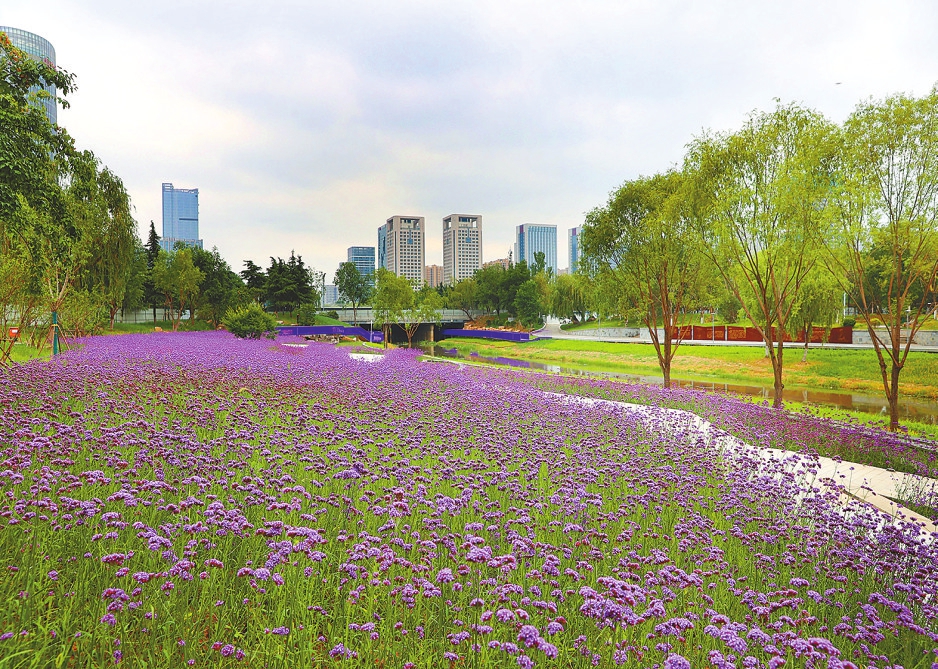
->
[440, 337, 938, 399]
[4, 341, 50, 364]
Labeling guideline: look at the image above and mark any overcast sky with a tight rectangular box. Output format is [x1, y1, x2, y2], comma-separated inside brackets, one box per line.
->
[4, 1, 938, 277]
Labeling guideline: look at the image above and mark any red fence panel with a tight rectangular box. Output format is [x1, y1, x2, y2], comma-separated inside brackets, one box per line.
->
[828, 327, 853, 344]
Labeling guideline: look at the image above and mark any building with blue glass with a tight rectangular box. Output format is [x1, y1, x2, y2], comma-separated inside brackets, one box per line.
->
[377, 225, 388, 270]
[160, 183, 203, 251]
[347, 246, 376, 277]
[515, 224, 558, 275]
[0, 27, 58, 124]
[569, 227, 581, 274]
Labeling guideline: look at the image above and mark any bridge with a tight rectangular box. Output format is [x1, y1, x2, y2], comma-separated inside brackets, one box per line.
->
[280, 309, 476, 345]
[322, 308, 473, 326]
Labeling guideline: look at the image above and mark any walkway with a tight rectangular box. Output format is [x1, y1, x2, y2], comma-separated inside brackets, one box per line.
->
[534, 321, 938, 353]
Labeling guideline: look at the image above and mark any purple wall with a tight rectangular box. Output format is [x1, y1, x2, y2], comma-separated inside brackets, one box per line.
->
[441, 329, 532, 342]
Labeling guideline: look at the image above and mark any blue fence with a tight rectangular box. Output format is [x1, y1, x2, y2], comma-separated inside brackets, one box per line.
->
[277, 326, 383, 343]
[441, 329, 532, 342]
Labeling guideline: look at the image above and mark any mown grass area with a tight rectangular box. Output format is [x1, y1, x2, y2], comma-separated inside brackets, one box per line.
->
[4, 341, 51, 364]
[441, 337, 938, 399]
[438, 338, 938, 441]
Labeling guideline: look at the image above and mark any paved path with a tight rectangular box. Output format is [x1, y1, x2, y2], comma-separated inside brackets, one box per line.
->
[534, 321, 938, 353]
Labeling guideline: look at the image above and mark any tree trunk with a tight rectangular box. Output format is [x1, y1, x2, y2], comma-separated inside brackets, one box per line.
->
[888, 360, 901, 432]
[661, 326, 673, 389]
[771, 341, 784, 408]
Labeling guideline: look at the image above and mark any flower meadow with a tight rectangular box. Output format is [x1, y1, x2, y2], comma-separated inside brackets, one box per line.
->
[1, 332, 937, 668]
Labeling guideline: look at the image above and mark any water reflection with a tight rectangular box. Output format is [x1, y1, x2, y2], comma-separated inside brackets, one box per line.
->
[423, 345, 938, 424]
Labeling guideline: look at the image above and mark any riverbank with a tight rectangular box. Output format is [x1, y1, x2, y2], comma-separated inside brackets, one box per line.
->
[436, 337, 938, 438]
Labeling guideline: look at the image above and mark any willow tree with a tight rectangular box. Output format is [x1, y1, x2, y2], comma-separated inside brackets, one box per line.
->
[582, 171, 706, 388]
[70, 153, 138, 328]
[0, 32, 76, 339]
[687, 103, 835, 407]
[824, 89, 938, 431]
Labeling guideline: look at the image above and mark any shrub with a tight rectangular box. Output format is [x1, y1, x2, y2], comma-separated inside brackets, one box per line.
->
[222, 304, 278, 339]
[325, 310, 340, 320]
[843, 317, 856, 328]
[296, 303, 319, 326]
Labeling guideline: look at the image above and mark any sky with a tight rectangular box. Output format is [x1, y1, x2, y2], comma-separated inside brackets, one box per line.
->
[4, 0, 938, 279]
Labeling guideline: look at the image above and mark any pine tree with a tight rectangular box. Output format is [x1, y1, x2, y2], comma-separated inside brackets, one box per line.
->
[144, 221, 161, 322]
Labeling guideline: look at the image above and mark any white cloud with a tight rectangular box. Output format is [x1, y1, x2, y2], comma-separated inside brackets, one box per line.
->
[5, 0, 938, 273]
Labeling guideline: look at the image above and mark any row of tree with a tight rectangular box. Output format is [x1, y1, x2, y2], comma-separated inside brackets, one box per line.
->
[577, 92, 938, 432]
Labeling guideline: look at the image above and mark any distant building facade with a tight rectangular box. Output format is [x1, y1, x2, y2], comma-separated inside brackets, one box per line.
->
[0, 27, 57, 124]
[384, 216, 425, 285]
[442, 214, 482, 285]
[323, 285, 340, 306]
[425, 264, 444, 288]
[569, 226, 581, 274]
[347, 246, 376, 277]
[515, 224, 558, 274]
[483, 257, 511, 270]
[160, 183, 203, 251]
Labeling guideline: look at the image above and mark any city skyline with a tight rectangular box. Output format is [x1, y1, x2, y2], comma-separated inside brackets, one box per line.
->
[4, 2, 938, 276]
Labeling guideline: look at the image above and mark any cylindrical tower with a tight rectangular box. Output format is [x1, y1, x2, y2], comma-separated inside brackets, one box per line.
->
[0, 26, 58, 125]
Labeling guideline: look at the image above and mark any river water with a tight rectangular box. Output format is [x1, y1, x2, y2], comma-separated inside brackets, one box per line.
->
[422, 345, 938, 424]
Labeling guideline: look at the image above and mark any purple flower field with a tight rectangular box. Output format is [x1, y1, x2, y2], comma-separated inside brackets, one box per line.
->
[1, 332, 936, 668]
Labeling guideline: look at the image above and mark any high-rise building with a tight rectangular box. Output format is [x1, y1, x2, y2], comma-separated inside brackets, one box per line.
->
[515, 224, 558, 274]
[377, 225, 388, 270]
[383, 216, 425, 285]
[0, 27, 57, 124]
[160, 183, 202, 252]
[569, 226, 581, 274]
[347, 246, 376, 277]
[425, 264, 444, 288]
[442, 214, 482, 285]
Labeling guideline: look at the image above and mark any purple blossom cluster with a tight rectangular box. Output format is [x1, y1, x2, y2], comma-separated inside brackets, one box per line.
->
[0, 331, 936, 667]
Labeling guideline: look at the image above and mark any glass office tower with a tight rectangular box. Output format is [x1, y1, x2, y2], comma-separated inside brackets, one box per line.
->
[0, 27, 58, 124]
[514, 224, 558, 275]
[347, 246, 376, 277]
[569, 227, 580, 274]
[160, 183, 203, 251]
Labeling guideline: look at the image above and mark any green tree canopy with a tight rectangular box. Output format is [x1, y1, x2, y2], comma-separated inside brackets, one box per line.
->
[152, 248, 204, 331]
[334, 261, 372, 324]
[823, 87, 938, 429]
[582, 171, 708, 387]
[686, 103, 835, 406]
